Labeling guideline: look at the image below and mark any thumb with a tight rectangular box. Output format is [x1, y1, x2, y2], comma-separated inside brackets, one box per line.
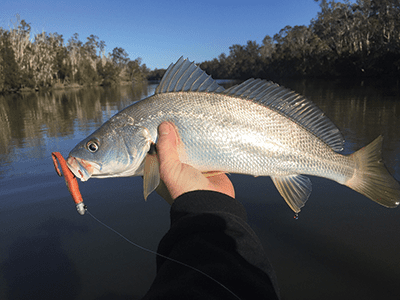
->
[157, 122, 179, 166]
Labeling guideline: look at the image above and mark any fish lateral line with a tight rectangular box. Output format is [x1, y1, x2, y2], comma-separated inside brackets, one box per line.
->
[51, 152, 87, 215]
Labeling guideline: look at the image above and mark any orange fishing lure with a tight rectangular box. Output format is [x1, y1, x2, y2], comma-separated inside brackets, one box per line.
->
[52, 152, 86, 215]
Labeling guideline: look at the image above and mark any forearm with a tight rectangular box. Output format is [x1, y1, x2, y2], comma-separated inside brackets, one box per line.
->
[142, 191, 280, 299]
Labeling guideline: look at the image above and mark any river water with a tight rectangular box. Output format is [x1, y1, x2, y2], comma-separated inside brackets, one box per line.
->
[0, 79, 399, 300]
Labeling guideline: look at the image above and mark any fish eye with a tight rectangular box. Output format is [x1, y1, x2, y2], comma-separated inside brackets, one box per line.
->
[87, 140, 99, 153]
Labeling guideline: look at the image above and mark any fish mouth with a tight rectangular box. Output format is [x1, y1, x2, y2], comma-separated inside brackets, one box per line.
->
[67, 156, 101, 182]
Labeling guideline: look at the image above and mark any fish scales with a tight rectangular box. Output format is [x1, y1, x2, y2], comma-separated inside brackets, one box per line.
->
[129, 92, 355, 182]
[67, 57, 400, 213]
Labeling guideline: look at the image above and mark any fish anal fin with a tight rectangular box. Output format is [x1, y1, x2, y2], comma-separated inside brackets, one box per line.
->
[143, 152, 160, 201]
[271, 174, 312, 213]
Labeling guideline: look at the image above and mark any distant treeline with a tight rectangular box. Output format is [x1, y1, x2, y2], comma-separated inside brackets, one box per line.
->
[200, 0, 400, 79]
[0, 16, 149, 93]
[2, 0, 399, 94]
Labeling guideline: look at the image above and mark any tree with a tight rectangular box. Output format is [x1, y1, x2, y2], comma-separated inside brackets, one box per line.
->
[66, 33, 83, 82]
[126, 57, 148, 82]
[227, 41, 262, 79]
[84, 35, 99, 59]
[111, 47, 129, 68]
[0, 31, 20, 90]
[8, 16, 31, 75]
[97, 60, 119, 86]
[52, 34, 70, 82]
[260, 35, 275, 60]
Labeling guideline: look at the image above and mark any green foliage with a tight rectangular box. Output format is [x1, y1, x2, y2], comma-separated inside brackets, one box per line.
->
[201, 0, 400, 79]
[76, 60, 99, 85]
[0, 31, 20, 91]
[0, 16, 148, 93]
[147, 68, 167, 81]
[125, 58, 149, 83]
[97, 60, 120, 86]
[111, 47, 129, 68]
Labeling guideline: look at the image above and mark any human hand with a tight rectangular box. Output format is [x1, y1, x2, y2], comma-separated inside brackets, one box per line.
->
[157, 122, 235, 201]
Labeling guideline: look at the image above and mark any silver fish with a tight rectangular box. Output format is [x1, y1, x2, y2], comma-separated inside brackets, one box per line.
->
[67, 57, 400, 213]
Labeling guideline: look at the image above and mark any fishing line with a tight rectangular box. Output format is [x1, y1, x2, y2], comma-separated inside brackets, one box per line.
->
[85, 209, 241, 300]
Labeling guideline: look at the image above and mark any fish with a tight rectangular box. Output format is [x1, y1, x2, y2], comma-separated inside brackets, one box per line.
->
[67, 57, 400, 213]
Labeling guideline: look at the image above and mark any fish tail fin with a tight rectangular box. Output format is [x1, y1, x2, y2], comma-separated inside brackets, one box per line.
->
[345, 136, 400, 208]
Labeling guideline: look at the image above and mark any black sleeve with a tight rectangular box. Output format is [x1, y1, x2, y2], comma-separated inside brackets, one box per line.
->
[142, 191, 280, 300]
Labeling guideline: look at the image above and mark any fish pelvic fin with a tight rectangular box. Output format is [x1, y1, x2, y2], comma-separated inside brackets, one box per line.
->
[345, 136, 400, 208]
[143, 151, 160, 201]
[271, 174, 312, 213]
[143, 151, 175, 204]
[155, 179, 174, 205]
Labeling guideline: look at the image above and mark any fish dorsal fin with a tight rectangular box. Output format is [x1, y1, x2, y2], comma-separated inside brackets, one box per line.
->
[222, 79, 344, 151]
[155, 57, 225, 94]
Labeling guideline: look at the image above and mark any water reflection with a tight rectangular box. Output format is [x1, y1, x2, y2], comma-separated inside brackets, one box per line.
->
[0, 83, 150, 157]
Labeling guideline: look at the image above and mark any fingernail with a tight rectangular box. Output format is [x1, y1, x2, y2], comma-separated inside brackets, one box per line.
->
[159, 122, 170, 135]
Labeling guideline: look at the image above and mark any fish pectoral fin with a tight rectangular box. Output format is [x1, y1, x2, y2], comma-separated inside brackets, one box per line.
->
[143, 153, 160, 201]
[271, 174, 312, 213]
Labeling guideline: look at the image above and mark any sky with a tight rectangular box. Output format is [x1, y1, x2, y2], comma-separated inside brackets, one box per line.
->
[2, 0, 325, 70]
